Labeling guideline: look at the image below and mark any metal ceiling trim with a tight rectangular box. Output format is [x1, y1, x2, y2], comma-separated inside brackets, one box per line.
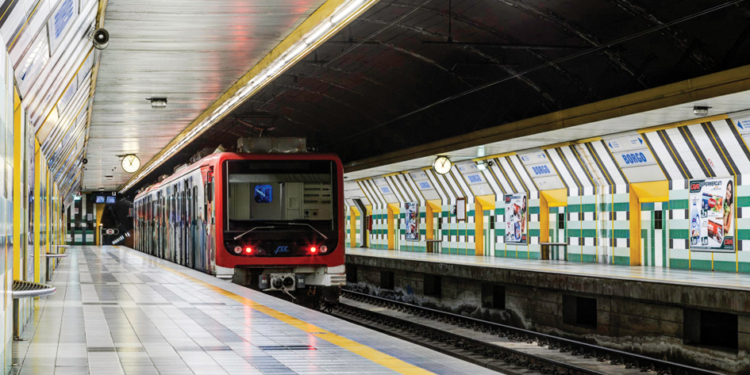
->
[80, 0, 108, 163]
[118, 0, 377, 193]
[32, 38, 94, 136]
[344, 64, 750, 174]
[42, 79, 90, 153]
[50, 123, 86, 174]
[43, 79, 90, 154]
[24, 1, 98, 117]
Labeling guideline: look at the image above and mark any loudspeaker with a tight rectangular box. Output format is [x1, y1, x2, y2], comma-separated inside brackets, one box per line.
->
[93, 28, 109, 50]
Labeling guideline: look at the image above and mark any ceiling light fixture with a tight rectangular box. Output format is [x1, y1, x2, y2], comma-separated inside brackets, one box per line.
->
[147, 97, 168, 108]
[120, 0, 374, 193]
[693, 105, 711, 116]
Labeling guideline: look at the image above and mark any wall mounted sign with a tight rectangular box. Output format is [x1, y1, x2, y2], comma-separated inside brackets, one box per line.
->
[689, 177, 735, 252]
[504, 192, 527, 245]
[404, 201, 419, 241]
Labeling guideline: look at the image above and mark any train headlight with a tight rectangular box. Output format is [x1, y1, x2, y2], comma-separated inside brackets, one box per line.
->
[233, 246, 242, 254]
[320, 245, 328, 253]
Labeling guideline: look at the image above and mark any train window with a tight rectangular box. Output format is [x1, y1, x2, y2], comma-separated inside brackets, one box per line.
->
[224, 160, 335, 229]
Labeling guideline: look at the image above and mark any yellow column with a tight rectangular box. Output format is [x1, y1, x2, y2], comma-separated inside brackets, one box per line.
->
[629, 188, 641, 266]
[475, 198, 484, 256]
[386, 204, 397, 250]
[12, 89, 22, 280]
[350, 207, 358, 248]
[33, 142, 41, 284]
[95, 203, 105, 245]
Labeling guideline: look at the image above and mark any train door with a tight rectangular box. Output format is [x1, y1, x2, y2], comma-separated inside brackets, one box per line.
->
[205, 168, 215, 275]
[150, 196, 155, 255]
[192, 182, 198, 270]
[159, 191, 165, 259]
[185, 177, 193, 268]
[168, 185, 174, 262]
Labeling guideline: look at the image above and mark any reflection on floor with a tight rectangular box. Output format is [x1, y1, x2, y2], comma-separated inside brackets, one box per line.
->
[12, 246, 498, 375]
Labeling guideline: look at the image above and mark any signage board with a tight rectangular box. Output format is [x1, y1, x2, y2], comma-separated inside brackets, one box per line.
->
[504, 193, 527, 244]
[689, 177, 735, 252]
[404, 202, 419, 241]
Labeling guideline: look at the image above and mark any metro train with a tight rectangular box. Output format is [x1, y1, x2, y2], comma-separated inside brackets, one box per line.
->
[132, 148, 346, 305]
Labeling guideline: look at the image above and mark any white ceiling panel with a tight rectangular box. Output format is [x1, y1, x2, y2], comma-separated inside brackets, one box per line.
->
[84, 0, 326, 191]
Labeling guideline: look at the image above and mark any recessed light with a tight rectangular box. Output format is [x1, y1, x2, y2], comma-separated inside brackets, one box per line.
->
[693, 106, 711, 116]
[147, 97, 167, 108]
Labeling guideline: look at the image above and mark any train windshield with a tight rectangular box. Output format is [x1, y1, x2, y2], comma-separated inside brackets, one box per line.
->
[223, 159, 336, 234]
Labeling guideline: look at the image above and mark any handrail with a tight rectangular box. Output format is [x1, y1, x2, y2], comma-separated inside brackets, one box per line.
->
[12, 280, 56, 298]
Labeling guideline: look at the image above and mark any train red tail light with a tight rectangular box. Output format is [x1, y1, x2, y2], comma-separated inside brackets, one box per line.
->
[310, 246, 317, 253]
[245, 247, 253, 254]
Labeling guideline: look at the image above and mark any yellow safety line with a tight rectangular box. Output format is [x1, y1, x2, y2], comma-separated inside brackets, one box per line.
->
[121, 247, 433, 375]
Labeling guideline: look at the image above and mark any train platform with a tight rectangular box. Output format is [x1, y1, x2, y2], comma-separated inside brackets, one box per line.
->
[346, 247, 750, 292]
[12, 246, 499, 375]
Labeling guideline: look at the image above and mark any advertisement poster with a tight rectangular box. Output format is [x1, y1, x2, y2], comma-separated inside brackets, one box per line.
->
[405, 202, 419, 241]
[689, 178, 735, 252]
[504, 193, 527, 244]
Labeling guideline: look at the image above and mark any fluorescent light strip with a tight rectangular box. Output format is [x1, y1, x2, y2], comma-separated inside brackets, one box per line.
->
[121, 0, 373, 193]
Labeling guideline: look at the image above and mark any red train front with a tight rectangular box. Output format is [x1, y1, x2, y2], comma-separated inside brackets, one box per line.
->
[133, 140, 345, 306]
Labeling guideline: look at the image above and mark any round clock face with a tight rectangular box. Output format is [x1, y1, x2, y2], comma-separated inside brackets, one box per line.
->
[433, 156, 452, 175]
[121, 154, 141, 173]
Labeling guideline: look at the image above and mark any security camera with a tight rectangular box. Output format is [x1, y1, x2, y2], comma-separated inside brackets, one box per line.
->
[487, 160, 494, 167]
[93, 28, 109, 50]
[82, 158, 88, 164]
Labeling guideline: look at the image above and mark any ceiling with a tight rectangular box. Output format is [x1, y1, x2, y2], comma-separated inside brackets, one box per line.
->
[119, 0, 750, 195]
[344, 89, 750, 180]
[83, 0, 327, 191]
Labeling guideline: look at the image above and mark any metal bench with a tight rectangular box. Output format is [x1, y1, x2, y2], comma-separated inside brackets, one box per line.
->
[46, 253, 67, 283]
[540, 242, 567, 260]
[12, 280, 56, 299]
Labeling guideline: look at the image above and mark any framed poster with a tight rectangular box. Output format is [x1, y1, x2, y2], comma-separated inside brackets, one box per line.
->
[504, 193, 527, 244]
[689, 178, 735, 252]
[404, 201, 419, 241]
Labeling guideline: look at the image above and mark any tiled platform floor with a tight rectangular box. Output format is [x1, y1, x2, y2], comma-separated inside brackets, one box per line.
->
[12, 246, 500, 375]
[347, 247, 750, 291]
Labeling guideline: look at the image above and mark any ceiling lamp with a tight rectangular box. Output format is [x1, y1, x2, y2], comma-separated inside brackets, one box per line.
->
[148, 97, 168, 108]
[693, 105, 710, 116]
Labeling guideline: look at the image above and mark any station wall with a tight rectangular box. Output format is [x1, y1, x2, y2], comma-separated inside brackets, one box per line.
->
[345, 115, 750, 273]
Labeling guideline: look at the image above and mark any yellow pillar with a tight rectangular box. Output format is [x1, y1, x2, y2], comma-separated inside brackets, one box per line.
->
[387, 204, 398, 250]
[33, 142, 41, 283]
[350, 206, 358, 248]
[629, 188, 641, 266]
[12, 89, 23, 280]
[539, 194, 550, 244]
[475, 198, 484, 256]
[95, 203, 105, 245]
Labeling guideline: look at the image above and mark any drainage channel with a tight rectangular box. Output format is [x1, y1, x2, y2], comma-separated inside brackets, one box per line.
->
[335, 290, 723, 375]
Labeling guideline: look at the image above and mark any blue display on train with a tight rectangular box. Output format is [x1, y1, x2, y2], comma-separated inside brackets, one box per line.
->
[254, 185, 273, 203]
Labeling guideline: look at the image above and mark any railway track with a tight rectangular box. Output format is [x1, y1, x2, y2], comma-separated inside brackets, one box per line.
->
[333, 289, 724, 375]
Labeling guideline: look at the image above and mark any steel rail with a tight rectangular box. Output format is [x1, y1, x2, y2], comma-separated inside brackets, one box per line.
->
[340, 289, 724, 375]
